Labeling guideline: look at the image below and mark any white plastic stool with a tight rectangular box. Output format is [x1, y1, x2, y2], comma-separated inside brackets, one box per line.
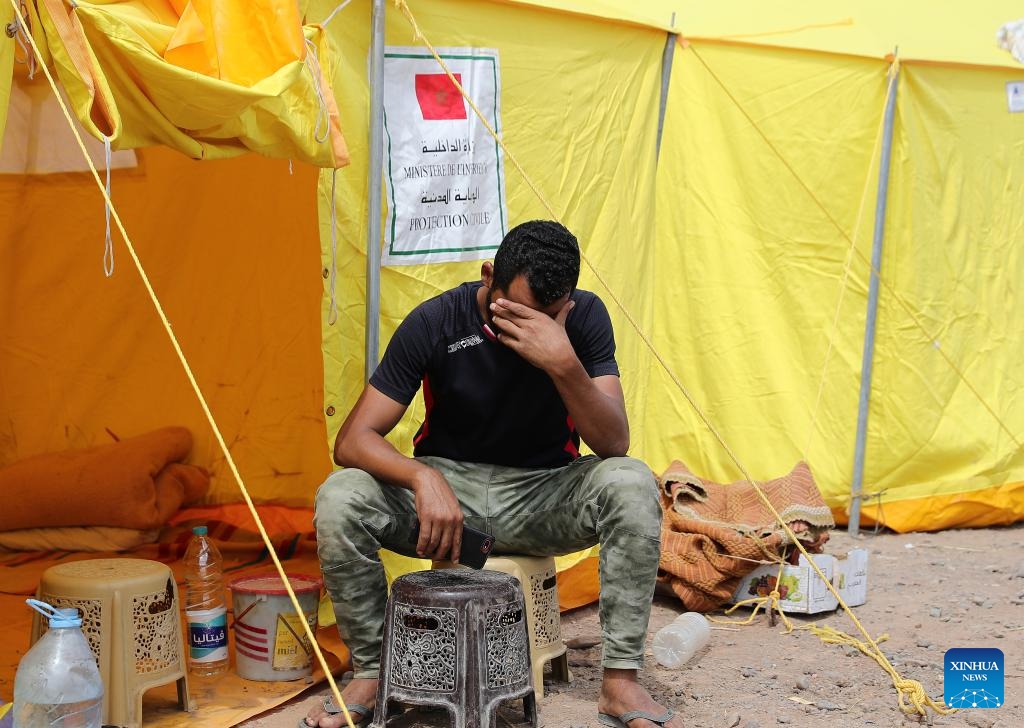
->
[32, 558, 192, 727]
[435, 555, 571, 698]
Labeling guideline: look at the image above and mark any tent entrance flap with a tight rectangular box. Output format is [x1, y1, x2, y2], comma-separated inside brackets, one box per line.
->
[31, 0, 350, 166]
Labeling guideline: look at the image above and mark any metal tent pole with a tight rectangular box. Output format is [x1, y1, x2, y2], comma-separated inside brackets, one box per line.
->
[849, 58, 900, 537]
[365, 0, 385, 380]
[656, 13, 677, 160]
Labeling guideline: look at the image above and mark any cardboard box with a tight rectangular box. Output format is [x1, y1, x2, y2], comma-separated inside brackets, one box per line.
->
[729, 548, 869, 614]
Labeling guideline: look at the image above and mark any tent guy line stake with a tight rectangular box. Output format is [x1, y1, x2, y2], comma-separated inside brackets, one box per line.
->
[5, 2, 350, 721]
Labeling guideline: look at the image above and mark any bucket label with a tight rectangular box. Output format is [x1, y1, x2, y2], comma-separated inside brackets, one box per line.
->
[273, 612, 314, 670]
[187, 607, 228, 662]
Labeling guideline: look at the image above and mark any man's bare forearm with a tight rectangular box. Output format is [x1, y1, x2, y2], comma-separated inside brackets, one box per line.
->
[548, 362, 629, 458]
[334, 428, 434, 491]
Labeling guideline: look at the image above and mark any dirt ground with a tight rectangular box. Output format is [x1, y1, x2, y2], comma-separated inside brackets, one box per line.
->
[241, 524, 1024, 728]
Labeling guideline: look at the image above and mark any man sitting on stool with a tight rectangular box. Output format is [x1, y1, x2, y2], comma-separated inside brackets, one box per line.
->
[306, 220, 680, 728]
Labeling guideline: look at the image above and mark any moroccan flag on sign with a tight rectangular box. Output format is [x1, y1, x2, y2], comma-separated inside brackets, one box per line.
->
[414, 73, 467, 120]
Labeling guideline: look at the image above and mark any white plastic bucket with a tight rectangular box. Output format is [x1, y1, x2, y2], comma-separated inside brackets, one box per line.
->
[228, 573, 322, 681]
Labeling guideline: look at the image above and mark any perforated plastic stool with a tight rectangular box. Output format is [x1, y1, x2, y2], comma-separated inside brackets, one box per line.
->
[32, 558, 192, 728]
[436, 556, 571, 699]
[484, 556, 571, 699]
[371, 569, 537, 728]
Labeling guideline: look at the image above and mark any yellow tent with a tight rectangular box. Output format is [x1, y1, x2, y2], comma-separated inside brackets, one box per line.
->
[0, 0, 1022, 563]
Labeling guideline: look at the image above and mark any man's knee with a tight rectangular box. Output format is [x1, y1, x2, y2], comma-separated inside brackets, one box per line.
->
[591, 456, 662, 530]
[314, 468, 381, 531]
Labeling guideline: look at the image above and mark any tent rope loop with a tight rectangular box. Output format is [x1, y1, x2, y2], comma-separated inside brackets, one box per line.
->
[304, 37, 331, 144]
[9, 2, 36, 79]
[102, 135, 113, 277]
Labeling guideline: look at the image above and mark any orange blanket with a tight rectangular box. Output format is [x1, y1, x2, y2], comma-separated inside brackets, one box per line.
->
[0, 427, 208, 532]
[657, 461, 833, 612]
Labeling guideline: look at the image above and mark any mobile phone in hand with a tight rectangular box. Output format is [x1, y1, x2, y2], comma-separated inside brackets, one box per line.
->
[408, 521, 495, 569]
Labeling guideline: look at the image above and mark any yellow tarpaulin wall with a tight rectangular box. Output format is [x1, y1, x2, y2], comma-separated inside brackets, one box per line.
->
[650, 38, 1024, 532]
[0, 142, 331, 504]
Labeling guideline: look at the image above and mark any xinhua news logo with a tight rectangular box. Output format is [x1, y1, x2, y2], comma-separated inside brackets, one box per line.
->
[944, 648, 1004, 709]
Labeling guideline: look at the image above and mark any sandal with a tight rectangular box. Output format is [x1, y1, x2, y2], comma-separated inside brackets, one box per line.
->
[300, 696, 373, 728]
[597, 709, 676, 728]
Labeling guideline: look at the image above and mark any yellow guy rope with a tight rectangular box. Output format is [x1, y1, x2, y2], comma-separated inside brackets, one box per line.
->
[394, 4, 952, 718]
[7, 3, 354, 725]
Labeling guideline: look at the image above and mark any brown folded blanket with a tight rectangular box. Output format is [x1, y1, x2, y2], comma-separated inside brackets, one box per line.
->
[0, 427, 209, 531]
[657, 461, 833, 612]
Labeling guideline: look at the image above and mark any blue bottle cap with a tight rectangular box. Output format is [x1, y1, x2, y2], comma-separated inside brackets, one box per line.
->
[26, 599, 82, 628]
[48, 608, 83, 629]
[193, 526, 208, 536]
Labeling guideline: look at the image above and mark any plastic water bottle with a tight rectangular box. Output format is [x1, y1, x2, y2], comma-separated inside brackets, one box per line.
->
[183, 525, 229, 676]
[651, 612, 711, 668]
[13, 599, 103, 727]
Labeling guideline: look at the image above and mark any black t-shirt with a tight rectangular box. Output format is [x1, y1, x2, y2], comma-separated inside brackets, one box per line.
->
[369, 281, 619, 468]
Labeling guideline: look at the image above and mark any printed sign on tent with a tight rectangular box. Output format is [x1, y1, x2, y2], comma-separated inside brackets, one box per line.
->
[382, 47, 507, 265]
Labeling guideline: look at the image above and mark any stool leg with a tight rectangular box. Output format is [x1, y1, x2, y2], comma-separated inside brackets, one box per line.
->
[369, 683, 389, 728]
[523, 692, 538, 728]
[176, 675, 192, 712]
[549, 653, 572, 684]
[450, 705, 465, 728]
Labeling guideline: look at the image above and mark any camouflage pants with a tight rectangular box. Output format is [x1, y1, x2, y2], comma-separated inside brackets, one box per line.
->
[314, 455, 662, 679]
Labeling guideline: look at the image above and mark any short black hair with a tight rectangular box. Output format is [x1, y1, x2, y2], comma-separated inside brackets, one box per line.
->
[492, 220, 580, 306]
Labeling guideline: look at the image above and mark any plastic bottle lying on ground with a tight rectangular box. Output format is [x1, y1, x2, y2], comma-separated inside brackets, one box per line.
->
[651, 612, 711, 668]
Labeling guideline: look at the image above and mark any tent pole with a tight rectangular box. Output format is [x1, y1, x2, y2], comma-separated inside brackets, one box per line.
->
[656, 13, 677, 160]
[365, 0, 385, 380]
[849, 58, 900, 537]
